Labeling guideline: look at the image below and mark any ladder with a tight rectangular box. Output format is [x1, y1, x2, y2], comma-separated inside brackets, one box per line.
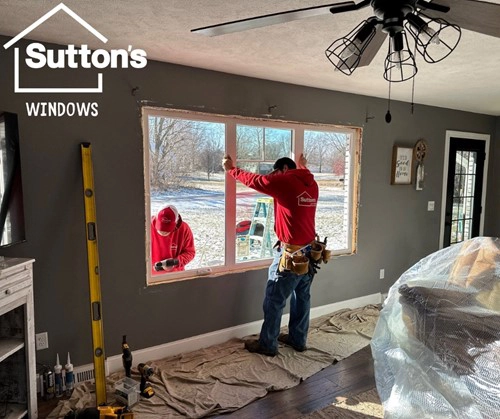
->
[248, 197, 274, 258]
[81, 143, 107, 406]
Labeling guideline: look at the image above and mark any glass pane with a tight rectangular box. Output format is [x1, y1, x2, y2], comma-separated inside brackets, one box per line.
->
[236, 125, 263, 160]
[149, 116, 225, 274]
[264, 128, 292, 161]
[464, 218, 472, 240]
[234, 125, 292, 263]
[464, 196, 473, 220]
[452, 201, 459, 221]
[304, 130, 349, 251]
[455, 151, 464, 174]
[468, 174, 476, 196]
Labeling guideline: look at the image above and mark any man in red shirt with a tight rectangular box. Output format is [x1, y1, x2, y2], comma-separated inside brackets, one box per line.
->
[223, 154, 319, 356]
[151, 205, 195, 274]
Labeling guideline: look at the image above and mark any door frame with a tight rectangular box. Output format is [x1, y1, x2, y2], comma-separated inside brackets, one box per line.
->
[439, 130, 490, 249]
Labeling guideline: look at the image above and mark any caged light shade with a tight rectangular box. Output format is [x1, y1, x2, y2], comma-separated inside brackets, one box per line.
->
[325, 18, 377, 75]
[405, 12, 461, 64]
[384, 31, 417, 82]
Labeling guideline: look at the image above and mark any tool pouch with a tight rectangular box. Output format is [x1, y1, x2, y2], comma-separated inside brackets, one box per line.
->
[309, 241, 325, 261]
[321, 249, 332, 263]
[279, 244, 309, 274]
[291, 254, 309, 275]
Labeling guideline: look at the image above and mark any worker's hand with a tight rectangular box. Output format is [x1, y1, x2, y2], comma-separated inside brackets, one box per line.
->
[154, 259, 179, 271]
[297, 153, 307, 169]
[222, 154, 234, 171]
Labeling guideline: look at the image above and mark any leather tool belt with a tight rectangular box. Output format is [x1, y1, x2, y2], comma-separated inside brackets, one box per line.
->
[279, 242, 313, 275]
[278, 239, 331, 275]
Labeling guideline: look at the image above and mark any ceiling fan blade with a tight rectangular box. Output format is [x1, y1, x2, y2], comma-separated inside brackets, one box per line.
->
[191, 2, 357, 36]
[416, 0, 449, 13]
[423, 0, 500, 38]
[358, 28, 387, 67]
[328, 0, 371, 15]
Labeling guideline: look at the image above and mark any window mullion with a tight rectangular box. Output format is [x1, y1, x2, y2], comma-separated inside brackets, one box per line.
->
[225, 121, 237, 267]
[294, 128, 304, 160]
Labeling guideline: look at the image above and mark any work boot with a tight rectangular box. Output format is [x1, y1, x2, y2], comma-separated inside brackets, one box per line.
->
[244, 339, 277, 357]
[278, 333, 307, 352]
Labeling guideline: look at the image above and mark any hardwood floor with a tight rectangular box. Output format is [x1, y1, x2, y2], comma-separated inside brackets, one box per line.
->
[211, 345, 375, 418]
[38, 345, 375, 418]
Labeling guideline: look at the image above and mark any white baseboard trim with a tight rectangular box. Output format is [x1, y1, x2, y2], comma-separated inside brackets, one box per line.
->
[106, 292, 381, 375]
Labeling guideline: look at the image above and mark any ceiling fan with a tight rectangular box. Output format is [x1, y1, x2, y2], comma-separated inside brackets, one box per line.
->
[191, 0, 500, 83]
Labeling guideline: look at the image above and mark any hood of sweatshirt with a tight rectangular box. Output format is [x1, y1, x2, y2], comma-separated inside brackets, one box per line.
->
[288, 168, 316, 187]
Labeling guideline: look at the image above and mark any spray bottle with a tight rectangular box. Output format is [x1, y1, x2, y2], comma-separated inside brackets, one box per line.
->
[54, 354, 63, 397]
[65, 352, 75, 396]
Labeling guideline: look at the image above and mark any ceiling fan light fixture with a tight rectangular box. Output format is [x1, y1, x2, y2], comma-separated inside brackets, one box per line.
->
[405, 12, 461, 64]
[384, 31, 417, 82]
[325, 19, 377, 75]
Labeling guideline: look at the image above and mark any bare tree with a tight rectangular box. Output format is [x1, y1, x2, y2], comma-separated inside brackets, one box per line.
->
[305, 131, 347, 173]
[149, 117, 202, 189]
[197, 126, 225, 180]
[237, 125, 263, 160]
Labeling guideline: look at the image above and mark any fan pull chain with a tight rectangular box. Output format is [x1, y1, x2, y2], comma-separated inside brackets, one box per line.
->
[410, 43, 417, 114]
[385, 73, 392, 123]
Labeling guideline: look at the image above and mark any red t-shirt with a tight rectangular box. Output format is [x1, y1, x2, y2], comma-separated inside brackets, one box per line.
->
[228, 167, 318, 245]
[150, 218, 196, 274]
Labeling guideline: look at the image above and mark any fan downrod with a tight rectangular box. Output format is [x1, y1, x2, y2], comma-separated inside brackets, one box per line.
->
[371, 0, 417, 34]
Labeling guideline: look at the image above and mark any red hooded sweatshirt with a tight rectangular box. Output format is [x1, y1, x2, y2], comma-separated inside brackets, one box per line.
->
[150, 217, 195, 274]
[228, 167, 318, 245]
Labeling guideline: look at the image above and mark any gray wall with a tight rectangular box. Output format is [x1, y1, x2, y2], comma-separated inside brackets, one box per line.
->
[0, 37, 498, 368]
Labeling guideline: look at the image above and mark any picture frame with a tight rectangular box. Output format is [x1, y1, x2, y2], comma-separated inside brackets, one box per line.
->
[391, 146, 413, 185]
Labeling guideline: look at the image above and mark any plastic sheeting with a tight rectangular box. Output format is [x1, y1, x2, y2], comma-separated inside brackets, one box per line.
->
[371, 237, 500, 419]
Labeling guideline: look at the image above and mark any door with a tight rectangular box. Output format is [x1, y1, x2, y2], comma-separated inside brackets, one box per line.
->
[442, 136, 486, 247]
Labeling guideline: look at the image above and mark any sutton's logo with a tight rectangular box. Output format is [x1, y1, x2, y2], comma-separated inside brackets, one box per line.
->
[297, 192, 317, 207]
[3, 3, 148, 117]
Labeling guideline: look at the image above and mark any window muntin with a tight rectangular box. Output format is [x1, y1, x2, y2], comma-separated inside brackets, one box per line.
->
[143, 108, 360, 284]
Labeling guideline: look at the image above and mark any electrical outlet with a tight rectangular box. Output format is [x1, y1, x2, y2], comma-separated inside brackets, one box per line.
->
[379, 269, 385, 279]
[35, 332, 49, 350]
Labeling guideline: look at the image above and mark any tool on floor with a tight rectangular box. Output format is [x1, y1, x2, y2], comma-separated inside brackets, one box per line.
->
[122, 335, 133, 378]
[43, 367, 55, 400]
[138, 363, 155, 398]
[81, 142, 107, 406]
[64, 405, 134, 418]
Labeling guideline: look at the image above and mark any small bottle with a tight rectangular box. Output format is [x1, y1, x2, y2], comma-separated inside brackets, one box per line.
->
[44, 368, 55, 400]
[64, 352, 75, 396]
[54, 354, 63, 397]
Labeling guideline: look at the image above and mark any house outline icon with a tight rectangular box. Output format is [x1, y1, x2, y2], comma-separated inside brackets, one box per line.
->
[3, 3, 108, 94]
[297, 191, 316, 207]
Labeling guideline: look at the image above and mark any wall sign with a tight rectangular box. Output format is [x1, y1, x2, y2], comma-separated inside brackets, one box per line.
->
[391, 146, 413, 185]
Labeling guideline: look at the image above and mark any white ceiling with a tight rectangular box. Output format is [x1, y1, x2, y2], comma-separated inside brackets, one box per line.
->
[1, 0, 500, 115]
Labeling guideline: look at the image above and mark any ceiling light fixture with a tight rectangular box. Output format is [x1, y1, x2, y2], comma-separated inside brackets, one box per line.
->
[324, 2, 461, 83]
[384, 31, 417, 82]
[325, 18, 378, 75]
[405, 12, 461, 64]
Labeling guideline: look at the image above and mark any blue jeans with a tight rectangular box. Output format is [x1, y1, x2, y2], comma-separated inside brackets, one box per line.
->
[258, 248, 314, 352]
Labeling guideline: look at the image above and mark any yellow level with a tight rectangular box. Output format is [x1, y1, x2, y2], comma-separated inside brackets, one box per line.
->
[81, 143, 107, 406]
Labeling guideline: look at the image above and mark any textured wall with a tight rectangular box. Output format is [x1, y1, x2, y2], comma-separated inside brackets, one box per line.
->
[0, 36, 497, 367]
